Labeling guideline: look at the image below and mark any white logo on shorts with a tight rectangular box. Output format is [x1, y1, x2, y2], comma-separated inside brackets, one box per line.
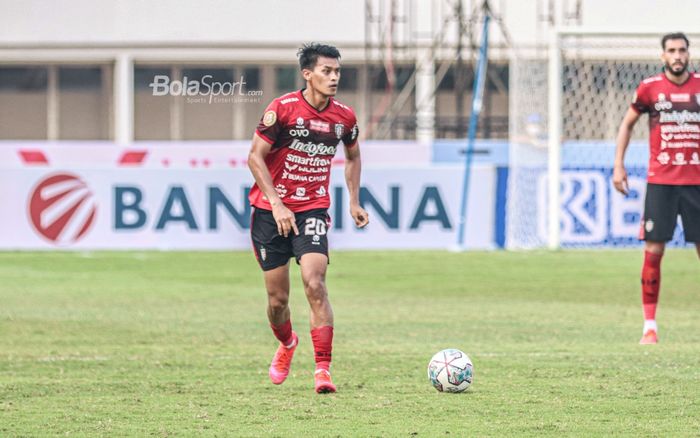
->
[260, 246, 267, 261]
[645, 220, 654, 232]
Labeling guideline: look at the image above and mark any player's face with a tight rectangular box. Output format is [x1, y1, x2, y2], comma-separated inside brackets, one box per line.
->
[303, 57, 341, 96]
[661, 39, 689, 76]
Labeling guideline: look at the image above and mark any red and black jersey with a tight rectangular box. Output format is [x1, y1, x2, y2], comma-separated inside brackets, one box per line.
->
[631, 73, 700, 185]
[249, 89, 359, 212]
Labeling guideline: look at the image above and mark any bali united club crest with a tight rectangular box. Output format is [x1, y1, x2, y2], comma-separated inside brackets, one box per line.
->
[645, 219, 654, 232]
[335, 123, 344, 139]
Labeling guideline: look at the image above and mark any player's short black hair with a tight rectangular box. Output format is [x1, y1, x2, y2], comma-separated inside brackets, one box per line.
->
[297, 43, 341, 71]
[661, 32, 689, 50]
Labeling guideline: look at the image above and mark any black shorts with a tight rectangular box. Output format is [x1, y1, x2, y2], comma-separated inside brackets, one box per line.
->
[250, 207, 330, 271]
[641, 183, 700, 242]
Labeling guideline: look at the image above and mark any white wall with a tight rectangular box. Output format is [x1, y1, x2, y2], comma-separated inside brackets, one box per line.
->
[0, 0, 365, 45]
[580, 0, 700, 30]
[3, 0, 700, 49]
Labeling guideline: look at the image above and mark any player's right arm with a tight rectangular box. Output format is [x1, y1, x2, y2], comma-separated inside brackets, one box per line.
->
[248, 133, 299, 237]
[613, 107, 641, 195]
[614, 80, 649, 195]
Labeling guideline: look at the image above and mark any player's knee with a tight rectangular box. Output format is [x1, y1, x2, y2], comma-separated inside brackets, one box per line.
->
[304, 277, 327, 299]
[645, 241, 665, 255]
[267, 289, 289, 309]
[268, 298, 288, 312]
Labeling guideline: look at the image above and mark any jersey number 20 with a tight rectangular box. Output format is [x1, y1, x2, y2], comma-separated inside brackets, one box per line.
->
[304, 217, 327, 236]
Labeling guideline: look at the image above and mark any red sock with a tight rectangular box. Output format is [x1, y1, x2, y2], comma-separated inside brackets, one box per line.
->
[270, 320, 293, 346]
[641, 251, 662, 320]
[310, 326, 333, 371]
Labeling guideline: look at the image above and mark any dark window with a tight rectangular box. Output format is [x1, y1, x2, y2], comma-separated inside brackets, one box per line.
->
[340, 66, 359, 91]
[437, 65, 475, 91]
[276, 66, 298, 91]
[58, 66, 109, 139]
[436, 63, 507, 92]
[58, 67, 101, 89]
[395, 66, 414, 89]
[182, 67, 234, 84]
[134, 67, 172, 90]
[0, 67, 48, 90]
[370, 65, 415, 90]
[241, 66, 260, 90]
[437, 64, 455, 91]
[134, 66, 172, 140]
[0, 66, 48, 139]
[487, 63, 509, 92]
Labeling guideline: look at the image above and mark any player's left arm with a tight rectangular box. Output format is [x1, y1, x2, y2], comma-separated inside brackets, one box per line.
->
[344, 142, 369, 228]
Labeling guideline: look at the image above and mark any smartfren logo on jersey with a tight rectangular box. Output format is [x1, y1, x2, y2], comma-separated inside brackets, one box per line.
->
[28, 173, 97, 245]
[285, 155, 331, 166]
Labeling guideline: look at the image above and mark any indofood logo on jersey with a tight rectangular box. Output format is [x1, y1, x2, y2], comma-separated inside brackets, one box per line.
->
[28, 173, 97, 245]
[288, 139, 337, 156]
[659, 110, 700, 124]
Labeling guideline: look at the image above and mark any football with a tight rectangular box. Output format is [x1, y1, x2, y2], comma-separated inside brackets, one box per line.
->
[427, 349, 473, 393]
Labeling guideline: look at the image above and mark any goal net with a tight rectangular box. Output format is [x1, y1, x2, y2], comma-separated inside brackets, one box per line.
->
[507, 30, 700, 249]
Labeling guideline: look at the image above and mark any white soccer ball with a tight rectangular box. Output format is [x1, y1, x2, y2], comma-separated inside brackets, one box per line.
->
[427, 349, 473, 393]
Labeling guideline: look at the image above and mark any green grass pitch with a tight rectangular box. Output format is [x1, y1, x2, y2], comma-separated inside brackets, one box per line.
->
[1, 250, 699, 436]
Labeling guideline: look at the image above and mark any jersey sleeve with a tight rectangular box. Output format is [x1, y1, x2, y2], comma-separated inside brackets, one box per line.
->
[630, 82, 650, 114]
[255, 99, 283, 145]
[341, 112, 359, 148]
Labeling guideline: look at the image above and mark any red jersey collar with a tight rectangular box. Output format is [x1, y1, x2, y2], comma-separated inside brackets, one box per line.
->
[662, 70, 692, 87]
[298, 88, 333, 113]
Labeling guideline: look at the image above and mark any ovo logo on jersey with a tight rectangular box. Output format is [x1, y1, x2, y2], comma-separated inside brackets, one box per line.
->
[28, 173, 97, 245]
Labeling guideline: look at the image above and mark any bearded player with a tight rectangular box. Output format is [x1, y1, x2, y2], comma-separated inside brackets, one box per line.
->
[614, 32, 700, 344]
[247, 43, 369, 392]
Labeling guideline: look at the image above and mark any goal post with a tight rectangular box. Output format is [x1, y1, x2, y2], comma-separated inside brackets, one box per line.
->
[548, 28, 562, 250]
